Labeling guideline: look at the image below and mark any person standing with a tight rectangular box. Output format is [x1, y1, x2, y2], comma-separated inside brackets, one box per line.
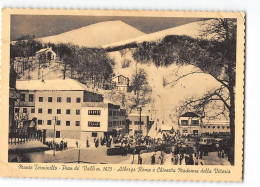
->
[151, 154, 156, 165]
[138, 154, 142, 165]
[86, 139, 89, 148]
[95, 139, 99, 148]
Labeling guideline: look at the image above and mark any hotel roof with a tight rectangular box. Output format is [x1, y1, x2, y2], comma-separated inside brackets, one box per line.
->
[82, 102, 124, 110]
[180, 112, 199, 118]
[128, 113, 147, 117]
[35, 47, 55, 54]
[16, 79, 93, 91]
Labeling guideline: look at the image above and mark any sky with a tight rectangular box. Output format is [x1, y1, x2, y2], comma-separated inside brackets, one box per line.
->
[11, 15, 202, 41]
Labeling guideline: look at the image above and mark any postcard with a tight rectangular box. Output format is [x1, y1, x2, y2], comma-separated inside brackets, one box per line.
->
[0, 9, 245, 181]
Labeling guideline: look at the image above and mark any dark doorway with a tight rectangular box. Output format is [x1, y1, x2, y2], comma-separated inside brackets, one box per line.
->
[56, 131, 60, 138]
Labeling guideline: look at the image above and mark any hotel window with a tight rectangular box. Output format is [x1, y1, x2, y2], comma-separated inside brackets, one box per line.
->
[38, 120, 43, 125]
[23, 108, 27, 113]
[76, 109, 80, 115]
[75, 121, 80, 126]
[227, 126, 230, 129]
[31, 108, 35, 113]
[38, 108, 43, 113]
[66, 121, 70, 126]
[203, 126, 206, 128]
[129, 121, 132, 125]
[113, 111, 116, 116]
[57, 120, 61, 125]
[66, 109, 71, 114]
[191, 120, 199, 126]
[48, 97, 53, 102]
[20, 94, 25, 102]
[222, 126, 225, 129]
[39, 97, 43, 102]
[88, 121, 100, 127]
[208, 126, 210, 128]
[57, 97, 62, 103]
[108, 122, 112, 127]
[67, 97, 71, 103]
[48, 109, 52, 114]
[76, 97, 81, 103]
[15, 108, 19, 113]
[181, 120, 188, 126]
[217, 126, 220, 129]
[47, 120, 52, 125]
[109, 111, 112, 116]
[88, 110, 101, 115]
[57, 109, 61, 114]
[29, 94, 34, 102]
[213, 126, 215, 129]
[92, 132, 97, 137]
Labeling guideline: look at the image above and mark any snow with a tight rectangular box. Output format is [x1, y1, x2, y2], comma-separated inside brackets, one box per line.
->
[108, 48, 224, 136]
[128, 113, 148, 117]
[38, 20, 145, 47]
[16, 78, 90, 91]
[104, 19, 213, 48]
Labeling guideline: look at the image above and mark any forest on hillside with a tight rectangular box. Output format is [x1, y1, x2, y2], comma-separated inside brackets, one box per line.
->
[10, 36, 114, 85]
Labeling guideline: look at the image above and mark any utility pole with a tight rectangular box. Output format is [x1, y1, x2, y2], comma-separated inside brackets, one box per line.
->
[53, 116, 57, 156]
[137, 107, 142, 135]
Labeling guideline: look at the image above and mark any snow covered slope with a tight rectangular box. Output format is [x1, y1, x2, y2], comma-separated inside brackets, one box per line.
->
[38, 20, 145, 47]
[104, 19, 211, 48]
[108, 49, 223, 136]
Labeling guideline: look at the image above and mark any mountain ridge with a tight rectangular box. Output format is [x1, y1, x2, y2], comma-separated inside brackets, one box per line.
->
[38, 20, 145, 47]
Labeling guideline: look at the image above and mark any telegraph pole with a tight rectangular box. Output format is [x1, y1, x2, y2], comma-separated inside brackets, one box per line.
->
[53, 116, 57, 156]
[137, 107, 142, 135]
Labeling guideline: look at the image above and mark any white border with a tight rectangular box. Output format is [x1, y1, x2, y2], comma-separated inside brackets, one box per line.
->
[0, 0, 259, 186]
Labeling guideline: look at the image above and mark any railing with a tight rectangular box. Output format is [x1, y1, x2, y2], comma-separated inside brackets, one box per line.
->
[9, 129, 46, 145]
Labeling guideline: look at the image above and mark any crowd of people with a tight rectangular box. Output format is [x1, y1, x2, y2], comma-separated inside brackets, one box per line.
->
[45, 140, 68, 151]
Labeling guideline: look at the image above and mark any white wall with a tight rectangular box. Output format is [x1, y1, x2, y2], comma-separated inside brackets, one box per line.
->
[32, 90, 83, 132]
[80, 105, 108, 132]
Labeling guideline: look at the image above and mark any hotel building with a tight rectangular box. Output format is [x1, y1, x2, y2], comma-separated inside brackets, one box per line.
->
[81, 102, 127, 140]
[15, 79, 104, 139]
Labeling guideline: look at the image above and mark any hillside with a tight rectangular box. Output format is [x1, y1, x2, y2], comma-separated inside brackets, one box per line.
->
[104, 19, 211, 49]
[107, 49, 223, 136]
[38, 20, 145, 47]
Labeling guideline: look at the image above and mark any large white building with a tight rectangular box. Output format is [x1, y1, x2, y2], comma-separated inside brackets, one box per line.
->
[15, 79, 104, 139]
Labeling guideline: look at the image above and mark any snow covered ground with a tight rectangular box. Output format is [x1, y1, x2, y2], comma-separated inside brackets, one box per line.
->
[39, 20, 145, 47]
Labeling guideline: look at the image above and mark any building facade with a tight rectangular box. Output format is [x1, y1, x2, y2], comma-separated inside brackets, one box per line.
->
[36, 47, 56, 61]
[81, 103, 127, 140]
[127, 113, 150, 136]
[111, 75, 129, 92]
[15, 79, 103, 139]
[201, 120, 230, 134]
[178, 112, 202, 135]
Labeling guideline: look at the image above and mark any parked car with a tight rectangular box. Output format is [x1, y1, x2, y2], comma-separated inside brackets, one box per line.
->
[107, 146, 127, 156]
